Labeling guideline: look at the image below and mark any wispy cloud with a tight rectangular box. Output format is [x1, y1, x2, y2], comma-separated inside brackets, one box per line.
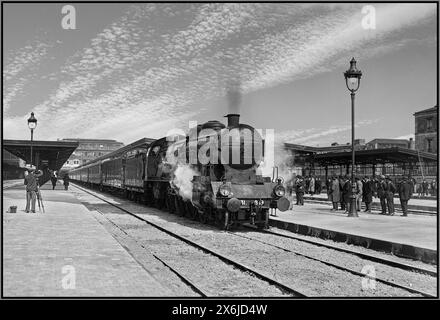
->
[3, 3, 435, 143]
[278, 119, 382, 146]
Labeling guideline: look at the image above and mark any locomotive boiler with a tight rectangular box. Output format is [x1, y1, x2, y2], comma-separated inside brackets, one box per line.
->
[146, 113, 290, 229]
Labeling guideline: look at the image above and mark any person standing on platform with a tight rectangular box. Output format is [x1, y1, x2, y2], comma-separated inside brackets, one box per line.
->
[376, 175, 387, 214]
[326, 178, 332, 197]
[305, 176, 310, 195]
[63, 173, 70, 191]
[385, 176, 396, 215]
[329, 176, 341, 211]
[50, 170, 58, 190]
[295, 176, 305, 206]
[362, 176, 374, 212]
[398, 176, 412, 216]
[316, 177, 322, 194]
[355, 177, 363, 212]
[341, 176, 351, 213]
[309, 175, 315, 196]
[431, 179, 437, 196]
[338, 175, 345, 211]
[24, 169, 43, 213]
[422, 180, 428, 197]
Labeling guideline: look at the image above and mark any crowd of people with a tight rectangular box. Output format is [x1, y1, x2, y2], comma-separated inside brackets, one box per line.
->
[414, 179, 437, 197]
[291, 174, 428, 216]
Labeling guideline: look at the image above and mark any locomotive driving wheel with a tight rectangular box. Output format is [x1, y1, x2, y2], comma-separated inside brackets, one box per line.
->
[165, 193, 175, 214]
[186, 202, 198, 220]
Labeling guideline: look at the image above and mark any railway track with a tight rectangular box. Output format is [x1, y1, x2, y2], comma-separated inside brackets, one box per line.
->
[72, 183, 307, 297]
[245, 225, 437, 277]
[229, 230, 436, 298]
[72, 183, 436, 297]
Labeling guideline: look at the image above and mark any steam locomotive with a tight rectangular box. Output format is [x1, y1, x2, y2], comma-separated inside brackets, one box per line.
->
[70, 114, 290, 229]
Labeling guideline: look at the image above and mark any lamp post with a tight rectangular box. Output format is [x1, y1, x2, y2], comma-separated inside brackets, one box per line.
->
[344, 58, 362, 217]
[27, 112, 37, 167]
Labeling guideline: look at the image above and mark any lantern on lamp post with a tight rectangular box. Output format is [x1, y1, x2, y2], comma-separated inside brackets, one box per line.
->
[344, 58, 362, 217]
[27, 112, 37, 167]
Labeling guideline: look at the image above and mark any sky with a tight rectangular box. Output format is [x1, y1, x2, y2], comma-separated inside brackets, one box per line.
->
[3, 3, 437, 146]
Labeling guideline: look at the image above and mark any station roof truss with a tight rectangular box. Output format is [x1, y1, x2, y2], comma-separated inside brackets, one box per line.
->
[310, 147, 438, 166]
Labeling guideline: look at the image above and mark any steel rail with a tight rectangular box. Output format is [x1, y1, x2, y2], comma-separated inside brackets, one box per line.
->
[93, 205, 208, 297]
[230, 231, 436, 298]
[72, 183, 308, 297]
[246, 225, 437, 277]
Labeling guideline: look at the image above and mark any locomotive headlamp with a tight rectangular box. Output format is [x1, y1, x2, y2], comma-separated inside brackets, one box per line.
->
[274, 185, 285, 197]
[218, 184, 232, 197]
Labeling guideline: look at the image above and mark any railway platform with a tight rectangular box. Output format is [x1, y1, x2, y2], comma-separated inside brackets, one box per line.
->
[270, 201, 437, 263]
[302, 193, 437, 214]
[2, 183, 172, 297]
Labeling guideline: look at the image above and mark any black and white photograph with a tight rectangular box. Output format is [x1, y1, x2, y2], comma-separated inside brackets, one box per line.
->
[1, 0, 438, 308]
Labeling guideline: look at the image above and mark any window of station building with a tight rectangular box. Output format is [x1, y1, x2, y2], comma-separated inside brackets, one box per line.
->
[73, 160, 79, 165]
[427, 118, 433, 130]
[427, 138, 433, 153]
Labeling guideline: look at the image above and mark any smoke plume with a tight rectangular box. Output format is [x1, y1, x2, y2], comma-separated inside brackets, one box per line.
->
[226, 80, 242, 115]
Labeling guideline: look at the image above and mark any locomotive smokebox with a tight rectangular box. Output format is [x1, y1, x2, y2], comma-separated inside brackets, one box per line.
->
[225, 114, 240, 128]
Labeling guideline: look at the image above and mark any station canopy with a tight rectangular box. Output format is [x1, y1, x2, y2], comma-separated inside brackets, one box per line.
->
[311, 147, 438, 166]
[3, 139, 79, 184]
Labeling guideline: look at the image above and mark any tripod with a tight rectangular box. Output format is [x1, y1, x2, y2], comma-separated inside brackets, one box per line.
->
[36, 186, 45, 213]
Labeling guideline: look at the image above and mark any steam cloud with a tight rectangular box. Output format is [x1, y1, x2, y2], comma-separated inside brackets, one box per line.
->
[171, 164, 199, 201]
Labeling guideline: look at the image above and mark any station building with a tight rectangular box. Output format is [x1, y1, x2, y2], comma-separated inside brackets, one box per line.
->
[414, 106, 438, 154]
[58, 138, 124, 170]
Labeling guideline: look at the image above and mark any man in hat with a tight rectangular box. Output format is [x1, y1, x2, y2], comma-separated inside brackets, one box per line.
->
[398, 176, 413, 216]
[329, 176, 341, 211]
[295, 176, 305, 206]
[384, 175, 397, 215]
[355, 177, 363, 212]
[362, 176, 374, 212]
[338, 175, 345, 211]
[24, 169, 43, 213]
[341, 176, 351, 213]
[376, 175, 387, 214]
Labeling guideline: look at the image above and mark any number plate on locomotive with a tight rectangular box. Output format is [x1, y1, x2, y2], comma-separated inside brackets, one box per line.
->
[240, 199, 265, 206]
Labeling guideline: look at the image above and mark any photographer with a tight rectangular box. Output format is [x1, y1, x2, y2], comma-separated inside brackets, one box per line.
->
[24, 169, 43, 213]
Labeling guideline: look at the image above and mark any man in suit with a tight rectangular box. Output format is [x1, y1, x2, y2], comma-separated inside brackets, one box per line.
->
[355, 176, 363, 212]
[295, 176, 305, 206]
[398, 176, 413, 216]
[385, 176, 397, 215]
[338, 175, 345, 211]
[329, 176, 341, 211]
[362, 176, 374, 213]
[376, 175, 387, 214]
[341, 176, 352, 214]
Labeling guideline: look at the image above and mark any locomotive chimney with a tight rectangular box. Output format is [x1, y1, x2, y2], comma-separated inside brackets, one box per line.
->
[225, 114, 240, 127]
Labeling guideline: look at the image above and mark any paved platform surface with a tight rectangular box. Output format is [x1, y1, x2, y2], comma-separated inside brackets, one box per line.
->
[3, 179, 24, 189]
[302, 193, 437, 212]
[2, 184, 172, 297]
[271, 201, 437, 252]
